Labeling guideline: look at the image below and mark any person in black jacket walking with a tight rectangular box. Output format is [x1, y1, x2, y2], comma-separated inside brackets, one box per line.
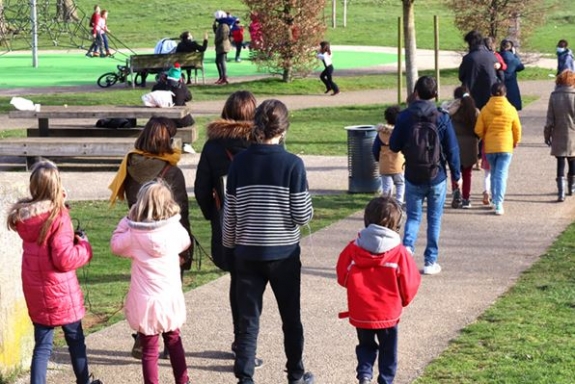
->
[459, 30, 498, 110]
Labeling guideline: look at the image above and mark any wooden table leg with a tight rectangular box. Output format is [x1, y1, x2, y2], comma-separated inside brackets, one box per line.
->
[39, 118, 49, 137]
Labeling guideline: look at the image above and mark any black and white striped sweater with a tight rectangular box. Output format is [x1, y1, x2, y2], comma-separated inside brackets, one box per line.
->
[222, 144, 313, 260]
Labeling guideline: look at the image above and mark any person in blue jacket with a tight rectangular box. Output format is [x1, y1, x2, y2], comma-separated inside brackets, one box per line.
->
[499, 39, 525, 111]
[389, 76, 461, 275]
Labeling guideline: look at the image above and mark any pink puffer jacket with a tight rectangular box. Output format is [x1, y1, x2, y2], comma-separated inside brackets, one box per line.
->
[14, 200, 92, 326]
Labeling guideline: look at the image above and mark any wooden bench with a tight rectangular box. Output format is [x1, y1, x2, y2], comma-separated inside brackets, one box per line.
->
[129, 52, 205, 87]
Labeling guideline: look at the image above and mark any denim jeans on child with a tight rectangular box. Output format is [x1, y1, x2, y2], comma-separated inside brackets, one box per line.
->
[234, 250, 305, 384]
[381, 173, 405, 203]
[485, 152, 513, 207]
[140, 329, 188, 384]
[356, 326, 398, 384]
[31, 320, 89, 384]
[403, 179, 447, 266]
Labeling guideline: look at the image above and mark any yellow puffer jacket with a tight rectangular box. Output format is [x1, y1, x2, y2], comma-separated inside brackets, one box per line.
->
[474, 96, 522, 154]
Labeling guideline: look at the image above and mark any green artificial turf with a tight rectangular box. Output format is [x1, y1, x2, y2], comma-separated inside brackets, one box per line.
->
[0, 49, 397, 89]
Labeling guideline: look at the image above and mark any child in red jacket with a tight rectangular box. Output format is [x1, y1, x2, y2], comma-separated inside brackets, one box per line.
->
[336, 196, 421, 384]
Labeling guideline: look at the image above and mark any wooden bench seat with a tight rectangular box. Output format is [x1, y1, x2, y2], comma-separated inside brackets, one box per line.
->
[26, 125, 198, 142]
[130, 52, 205, 87]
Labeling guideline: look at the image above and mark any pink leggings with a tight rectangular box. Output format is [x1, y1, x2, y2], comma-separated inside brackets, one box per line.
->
[451, 166, 473, 199]
[140, 329, 188, 384]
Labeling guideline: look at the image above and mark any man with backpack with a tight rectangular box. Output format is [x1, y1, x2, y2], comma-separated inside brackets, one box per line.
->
[389, 76, 461, 275]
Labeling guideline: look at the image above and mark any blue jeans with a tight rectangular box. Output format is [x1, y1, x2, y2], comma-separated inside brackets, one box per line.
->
[356, 326, 398, 384]
[381, 173, 405, 203]
[233, 250, 305, 384]
[403, 179, 447, 266]
[31, 320, 90, 384]
[485, 153, 513, 206]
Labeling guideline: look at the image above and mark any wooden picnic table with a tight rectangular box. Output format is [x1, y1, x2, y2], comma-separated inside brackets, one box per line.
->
[8, 105, 194, 137]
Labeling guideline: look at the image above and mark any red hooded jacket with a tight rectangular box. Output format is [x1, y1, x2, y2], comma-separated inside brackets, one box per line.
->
[336, 225, 421, 329]
[14, 200, 92, 326]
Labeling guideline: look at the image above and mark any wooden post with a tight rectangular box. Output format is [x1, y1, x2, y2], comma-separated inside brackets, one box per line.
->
[434, 15, 440, 101]
[332, 0, 336, 28]
[398, 16, 403, 104]
[343, 0, 347, 27]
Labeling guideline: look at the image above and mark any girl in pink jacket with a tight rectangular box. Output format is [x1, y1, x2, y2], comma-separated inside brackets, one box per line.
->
[110, 180, 191, 384]
[7, 160, 101, 384]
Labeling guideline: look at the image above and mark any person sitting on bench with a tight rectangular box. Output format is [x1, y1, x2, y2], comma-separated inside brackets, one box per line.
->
[176, 31, 208, 85]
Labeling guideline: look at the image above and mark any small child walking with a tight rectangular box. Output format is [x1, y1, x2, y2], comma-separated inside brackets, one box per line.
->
[7, 160, 102, 384]
[317, 41, 340, 96]
[372, 105, 405, 203]
[336, 196, 421, 384]
[441, 86, 479, 209]
[110, 180, 191, 384]
[231, 19, 245, 62]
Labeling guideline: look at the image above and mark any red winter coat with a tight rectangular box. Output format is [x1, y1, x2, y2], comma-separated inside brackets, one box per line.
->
[336, 227, 420, 329]
[14, 200, 92, 326]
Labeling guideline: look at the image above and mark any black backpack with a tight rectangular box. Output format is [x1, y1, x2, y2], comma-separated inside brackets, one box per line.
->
[402, 109, 443, 183]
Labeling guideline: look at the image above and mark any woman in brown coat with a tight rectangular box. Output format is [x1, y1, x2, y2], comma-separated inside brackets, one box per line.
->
[544, 70, 575, 201]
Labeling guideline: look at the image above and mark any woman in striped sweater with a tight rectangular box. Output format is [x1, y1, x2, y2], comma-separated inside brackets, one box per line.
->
[223, 99, 315, 384]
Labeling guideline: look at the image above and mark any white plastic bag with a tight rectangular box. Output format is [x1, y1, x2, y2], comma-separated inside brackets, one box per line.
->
[141, 91, 175, 108]
[10, 97, 36, 111]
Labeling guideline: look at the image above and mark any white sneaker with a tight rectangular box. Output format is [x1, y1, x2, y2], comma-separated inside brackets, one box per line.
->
[182, 143, 195, 154]
[422, 263, 442, 275]
[494, 204, 504, 215]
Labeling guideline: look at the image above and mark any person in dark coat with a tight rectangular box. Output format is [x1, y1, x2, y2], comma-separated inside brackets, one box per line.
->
[459, 30, 498, 110]
[193, 90, 263, 368]
[152, 63, 194, 128]
[499, 39, 524, 111]
[175, 31, 208, 85]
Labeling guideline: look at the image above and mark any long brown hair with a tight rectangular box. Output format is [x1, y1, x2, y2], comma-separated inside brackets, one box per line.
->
[453, 85, 478, 126]
[134, 117, 176, 155]
[221, 90, 257, 121]
[7, 160, 66, 244]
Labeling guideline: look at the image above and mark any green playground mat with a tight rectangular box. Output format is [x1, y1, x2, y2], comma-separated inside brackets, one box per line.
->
[0, 49, 397, 89]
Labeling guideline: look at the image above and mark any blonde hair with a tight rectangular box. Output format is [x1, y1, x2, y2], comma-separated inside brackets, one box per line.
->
[128, 180, 180, 222]
[6, 160, 66, 244]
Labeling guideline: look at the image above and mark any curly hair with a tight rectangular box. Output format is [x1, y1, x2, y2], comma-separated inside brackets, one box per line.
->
[556, 70, 575, 87]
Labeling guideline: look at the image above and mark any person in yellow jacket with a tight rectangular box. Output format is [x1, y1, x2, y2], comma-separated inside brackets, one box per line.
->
[474, 83, 522, 215]
[372, 105, 405, 203]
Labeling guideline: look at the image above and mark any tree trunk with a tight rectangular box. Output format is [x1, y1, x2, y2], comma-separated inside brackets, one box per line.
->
[56, 0, 79, 22]
[282, 67, 292, 82]
[402, 0, 418, 95]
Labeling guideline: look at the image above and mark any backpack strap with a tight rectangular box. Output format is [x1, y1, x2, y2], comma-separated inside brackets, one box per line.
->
[158, 163, 171, 179]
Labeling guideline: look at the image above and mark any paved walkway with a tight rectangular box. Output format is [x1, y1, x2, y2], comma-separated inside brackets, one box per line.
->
[6, 78, 575, 384]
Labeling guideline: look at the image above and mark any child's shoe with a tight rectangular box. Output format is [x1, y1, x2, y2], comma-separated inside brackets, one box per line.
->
[461, 199, 471, 209]
[482, 190, 490, 206]
[359, 377, 371, 384]
[451, 188, 462, 208]
[494, 204, 504, 216]
[289, 372, 315, 384]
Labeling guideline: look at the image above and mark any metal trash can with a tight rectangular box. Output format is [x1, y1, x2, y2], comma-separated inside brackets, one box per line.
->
[345, 125, 382, 194]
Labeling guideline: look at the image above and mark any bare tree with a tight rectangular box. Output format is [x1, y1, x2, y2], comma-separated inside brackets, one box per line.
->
[243, 0, 326, 82]
[447, 0, 548, 45]
[402, 0, 418, 95]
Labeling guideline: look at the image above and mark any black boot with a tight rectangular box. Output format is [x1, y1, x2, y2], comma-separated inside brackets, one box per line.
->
[557, 177, 566, 202]
[568, 175, 574, 196]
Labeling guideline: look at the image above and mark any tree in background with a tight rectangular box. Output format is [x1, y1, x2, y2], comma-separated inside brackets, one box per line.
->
[402, 0, 418, 96]
[448, 0, 548, 46]
[242, 0, 326, 82]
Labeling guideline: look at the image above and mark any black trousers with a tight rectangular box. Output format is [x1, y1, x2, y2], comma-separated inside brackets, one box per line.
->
[233, 249, 305, 383]
[556, 156, 575, 177]
[320, 64, 339, 93]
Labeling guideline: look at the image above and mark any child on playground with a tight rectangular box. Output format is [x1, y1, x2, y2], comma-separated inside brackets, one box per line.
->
[317, 41, 340, 96]
[96, 9, 111, 57]
[231, 19, 245, 62]
[111, 179, 191, 384]
[372, 105, 405, 203]
[441, 86, 479, 209]
[336, 196, 421, 384]
[6, 160, 102, 384]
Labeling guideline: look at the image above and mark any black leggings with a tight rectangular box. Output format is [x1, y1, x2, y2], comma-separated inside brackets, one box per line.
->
[215, 52, 228, 79]
[556, 156, 575, 177]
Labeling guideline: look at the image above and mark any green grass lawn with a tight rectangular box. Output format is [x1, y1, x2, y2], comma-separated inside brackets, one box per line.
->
[2, 0, 572, 54]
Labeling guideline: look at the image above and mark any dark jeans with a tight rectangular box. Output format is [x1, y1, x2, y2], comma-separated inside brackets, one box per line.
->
[319, 64, 339, 93]
[235, 41, 243, 60]
[31, 320, 90, 384]
[556, 156, 575, 177]
[215, 52, 228, 79]
[234, 250, 305, 383]
[139, 329, 188, 384]
[356, 326, 398, 384]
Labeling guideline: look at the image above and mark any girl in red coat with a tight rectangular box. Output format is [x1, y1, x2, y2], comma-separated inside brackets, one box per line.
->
[7, 160, 102, 384]
[336, 196, 421, 384]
